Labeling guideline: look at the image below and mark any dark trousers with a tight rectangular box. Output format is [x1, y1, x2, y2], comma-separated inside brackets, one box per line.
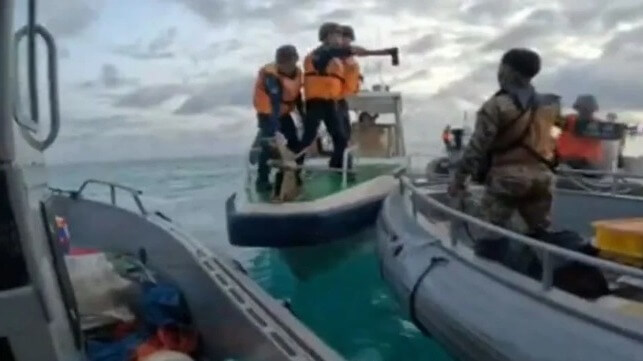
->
[256, 113, 300, 183]
[302, 99, 348, 169]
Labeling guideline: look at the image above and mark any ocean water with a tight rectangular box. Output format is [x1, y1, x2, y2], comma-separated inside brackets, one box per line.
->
[49, 156, 453, 361]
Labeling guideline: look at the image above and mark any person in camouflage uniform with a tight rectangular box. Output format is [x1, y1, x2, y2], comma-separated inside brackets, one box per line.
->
[448, 48, 558, 234]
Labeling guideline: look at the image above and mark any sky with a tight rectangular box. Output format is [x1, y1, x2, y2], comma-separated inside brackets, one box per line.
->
[14, 0, 643, 163]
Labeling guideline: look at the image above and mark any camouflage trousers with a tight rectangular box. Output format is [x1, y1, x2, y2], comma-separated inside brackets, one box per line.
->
[481, 164, 553, 233]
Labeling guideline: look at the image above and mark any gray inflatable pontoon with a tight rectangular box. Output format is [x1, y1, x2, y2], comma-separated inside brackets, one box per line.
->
[377, 174, 643, 361]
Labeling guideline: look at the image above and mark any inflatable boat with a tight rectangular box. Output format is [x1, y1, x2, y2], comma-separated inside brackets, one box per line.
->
[227, 91, 407, 247]
[0, 7, 343, 360]
[376, 172, 643, 361]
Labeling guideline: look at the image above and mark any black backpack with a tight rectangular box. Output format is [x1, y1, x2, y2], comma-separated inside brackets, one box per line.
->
[475, 230, 609, 299]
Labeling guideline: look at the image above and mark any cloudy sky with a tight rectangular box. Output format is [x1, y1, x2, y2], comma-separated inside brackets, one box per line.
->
[14, 0, 643, 163]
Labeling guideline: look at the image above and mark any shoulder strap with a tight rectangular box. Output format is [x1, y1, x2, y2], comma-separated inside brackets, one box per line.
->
[493, 97, 558, 171]
[492, 96, 535, 153]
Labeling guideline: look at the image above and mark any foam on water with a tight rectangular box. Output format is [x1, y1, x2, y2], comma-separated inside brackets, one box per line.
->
[50, 156, 454, 361]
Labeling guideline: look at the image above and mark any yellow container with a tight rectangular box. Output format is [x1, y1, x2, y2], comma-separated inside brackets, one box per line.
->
[593, 218, 643, 260]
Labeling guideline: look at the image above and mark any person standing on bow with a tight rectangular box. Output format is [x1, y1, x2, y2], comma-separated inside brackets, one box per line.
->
[448, 48, 559, 236]
[301, 22, 399, 170]
[252, 45, 304, 192]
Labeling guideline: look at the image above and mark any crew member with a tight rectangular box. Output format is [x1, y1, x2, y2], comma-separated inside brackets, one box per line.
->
[301, 22, 399, 169]
[449, 48, 559, 236]
[556, 95, 603, 170]
[252, 45, 303, 191]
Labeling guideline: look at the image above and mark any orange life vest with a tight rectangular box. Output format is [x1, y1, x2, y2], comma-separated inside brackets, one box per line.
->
[303, 51, 345, 101]
[253, 63, 302, 116]
[342, 56, 360, 97]
[556, 114, 603, 163]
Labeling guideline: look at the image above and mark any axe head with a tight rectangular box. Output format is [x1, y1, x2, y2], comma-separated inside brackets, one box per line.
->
[390, 47, 399, 66]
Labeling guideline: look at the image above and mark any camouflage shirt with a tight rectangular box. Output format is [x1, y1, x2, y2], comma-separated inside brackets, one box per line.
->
[453, 86, 535, 186]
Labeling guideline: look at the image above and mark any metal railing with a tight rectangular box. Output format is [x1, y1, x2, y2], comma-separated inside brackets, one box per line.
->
[398, 176, 643, 290]
[556, 168, 643, 196]
[71, 179, 148, 216]
[405, 152, 643, 196]
[341, 145, 357, 188]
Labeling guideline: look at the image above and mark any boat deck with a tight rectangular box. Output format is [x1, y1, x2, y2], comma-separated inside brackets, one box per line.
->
[248, 163, 400, 203]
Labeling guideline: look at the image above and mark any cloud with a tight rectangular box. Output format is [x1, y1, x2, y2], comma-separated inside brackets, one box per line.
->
[59, 47, 71, 59]
[602, 26, 643, 56]
[405, 34, 440, 55]
[114, 27, 178, 60]
[168, 0, 228, 25]
[80, 64, 137, 89]
[174, 75, 254, 115]
[480, 9, 561, 52]
[42, 0, 105, 37]
[317, 8, 355, 22]
[462, 0, 514, 19]
[538, 56, 643, 112]
[149, 27, 178, 53]
[601, 3, 643, 28]
[114, 84, 187, 108]
[391, 69, 431, 86]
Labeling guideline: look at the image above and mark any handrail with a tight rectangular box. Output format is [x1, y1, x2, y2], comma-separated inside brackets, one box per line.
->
[341, 145, 357, 188]
[556, 167, 643, 196]
[72, 179, 147, 215]
[27, 0, 38, 123]
[13, 23, 60, 150]
[556, 167, 643, 180]
[399, 176, 643, 290]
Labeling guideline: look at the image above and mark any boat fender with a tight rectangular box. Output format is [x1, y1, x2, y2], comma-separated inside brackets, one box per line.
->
[409, 256, 449, 337]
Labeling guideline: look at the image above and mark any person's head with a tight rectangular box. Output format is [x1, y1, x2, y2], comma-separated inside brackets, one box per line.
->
[275, 45, 299, 74]
[573, 95, 599, 119]
[497, 48, 541, 89]
[318, 22, 343, 47]
[340, 25, 355, 47]
[607, 112, 617, 123]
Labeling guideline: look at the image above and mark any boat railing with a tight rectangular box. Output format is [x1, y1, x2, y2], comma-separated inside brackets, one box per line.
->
[341, 145, 358, 188]
[556, 167, 643, 195]
[398, 175, 643, 290]
[69, 179, 148, 216]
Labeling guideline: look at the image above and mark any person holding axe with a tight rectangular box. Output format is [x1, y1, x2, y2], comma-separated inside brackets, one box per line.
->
[301, 22, 398, 170]
[252, 45, 304, 192]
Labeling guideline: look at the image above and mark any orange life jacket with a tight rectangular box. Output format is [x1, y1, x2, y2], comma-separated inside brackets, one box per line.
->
[253, 63, 302, 116]
[342, 56, 360, 97]
[556, 114, 603, 163]
[303, 51, 345, 101]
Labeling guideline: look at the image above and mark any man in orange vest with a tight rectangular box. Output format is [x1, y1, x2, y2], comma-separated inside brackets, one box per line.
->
[252, 45, 304, 191]
[302, 22, 398, 170]
[556, 94, 603, 170]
